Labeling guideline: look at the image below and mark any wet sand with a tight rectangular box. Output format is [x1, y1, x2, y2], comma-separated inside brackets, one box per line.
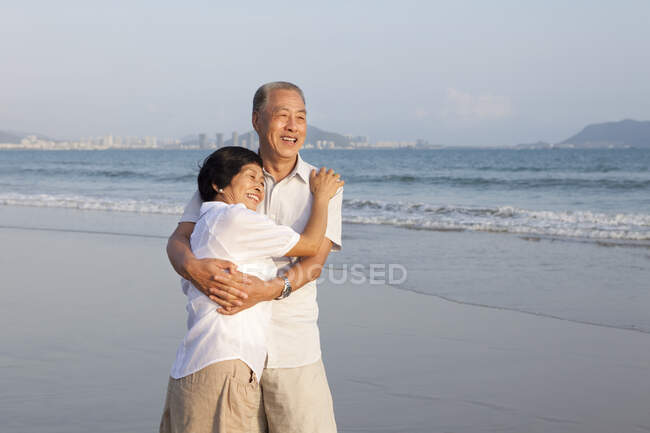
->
[1, 225, 649, 433]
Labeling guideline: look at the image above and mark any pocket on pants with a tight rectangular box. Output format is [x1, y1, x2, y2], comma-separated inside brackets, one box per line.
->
[225, 376, 266, 432]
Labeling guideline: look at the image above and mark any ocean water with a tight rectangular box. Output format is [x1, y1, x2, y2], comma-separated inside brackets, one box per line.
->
[2, 148, 649, 242]
[1, 148, 649, 332]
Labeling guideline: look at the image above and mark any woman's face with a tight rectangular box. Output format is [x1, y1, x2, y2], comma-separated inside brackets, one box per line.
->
[218, 163, 265, 210]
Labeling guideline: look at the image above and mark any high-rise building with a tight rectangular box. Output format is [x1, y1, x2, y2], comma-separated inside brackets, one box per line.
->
[232, 131, 238, 147]
[247, 132, 256, 150]
[145, 136, 158, 147]
[198, 133, 207, 149]
[216, 133, 223, 148]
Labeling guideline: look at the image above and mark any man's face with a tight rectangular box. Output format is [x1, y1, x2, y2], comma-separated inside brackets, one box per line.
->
[253, 89, 307, 160]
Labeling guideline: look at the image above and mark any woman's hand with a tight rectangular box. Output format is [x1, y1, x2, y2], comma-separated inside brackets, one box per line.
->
[309, 167, 344, 200]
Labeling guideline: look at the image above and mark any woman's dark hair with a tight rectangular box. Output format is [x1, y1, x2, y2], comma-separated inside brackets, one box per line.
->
[197, 146, 263, 202]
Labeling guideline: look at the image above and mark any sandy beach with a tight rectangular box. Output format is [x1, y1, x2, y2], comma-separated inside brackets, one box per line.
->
[1, 218, 649, 433]
[3, 2, 650, 430]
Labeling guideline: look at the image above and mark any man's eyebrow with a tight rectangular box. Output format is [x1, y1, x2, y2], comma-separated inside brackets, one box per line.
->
[272, 106, 307, 114]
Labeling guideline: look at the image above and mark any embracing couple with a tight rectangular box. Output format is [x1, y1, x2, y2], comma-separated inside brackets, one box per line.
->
[160, 82, 344, 433]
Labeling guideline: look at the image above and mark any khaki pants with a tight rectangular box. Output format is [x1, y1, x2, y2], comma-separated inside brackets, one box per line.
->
[160, 360, 266, 433]
[261, 359, 337, 433]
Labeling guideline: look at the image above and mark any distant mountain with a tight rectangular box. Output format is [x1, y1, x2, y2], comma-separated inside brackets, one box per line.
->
[221, 125, 353, 148]
[0, 131, 23, 143]
[305, 125, 353, 147]
[0, 130, 53, 143]
[558, 119, 650, 148]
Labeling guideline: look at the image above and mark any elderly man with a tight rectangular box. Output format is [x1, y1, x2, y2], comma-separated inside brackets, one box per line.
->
[167, 81, 342, 433]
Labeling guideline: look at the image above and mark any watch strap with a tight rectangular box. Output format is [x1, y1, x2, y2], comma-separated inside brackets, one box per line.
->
[275, 276, 292, 300]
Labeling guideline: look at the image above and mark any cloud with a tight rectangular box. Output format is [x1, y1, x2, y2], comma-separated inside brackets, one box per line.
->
[442, 88, 512, 120]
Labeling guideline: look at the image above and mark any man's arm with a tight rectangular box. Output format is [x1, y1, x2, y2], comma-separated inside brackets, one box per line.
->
[216, 238, 333, 315]
[167, 222, 249, 308]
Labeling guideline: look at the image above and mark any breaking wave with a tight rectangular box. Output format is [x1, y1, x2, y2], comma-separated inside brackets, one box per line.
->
[2, 193, 649, 242]
[342, 199, 650, 241]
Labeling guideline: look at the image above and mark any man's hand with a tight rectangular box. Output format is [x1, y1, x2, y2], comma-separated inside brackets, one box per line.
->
[168, 223, 250, 309]
[217, 275, 284, 315]
[186, 257, 249, 309]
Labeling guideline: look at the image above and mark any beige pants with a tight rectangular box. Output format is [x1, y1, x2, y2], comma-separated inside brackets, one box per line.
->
[160, 359, 267, 433]
[261, 359, 337, 433]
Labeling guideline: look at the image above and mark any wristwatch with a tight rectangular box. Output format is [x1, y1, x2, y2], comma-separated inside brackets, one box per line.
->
[275, 276, 292, 300]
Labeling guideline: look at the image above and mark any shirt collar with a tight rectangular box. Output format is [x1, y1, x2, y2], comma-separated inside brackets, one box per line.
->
[294, 153, 311, 183]
[198, 200, 229, 219]
[263, 153, 310, 183]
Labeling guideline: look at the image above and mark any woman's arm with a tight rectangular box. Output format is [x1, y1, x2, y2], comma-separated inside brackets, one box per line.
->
[283, 194, 329, 257]
[284, 168, 343, 257]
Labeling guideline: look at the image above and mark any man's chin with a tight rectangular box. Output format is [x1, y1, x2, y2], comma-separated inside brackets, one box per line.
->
[279, 144, 303, 158]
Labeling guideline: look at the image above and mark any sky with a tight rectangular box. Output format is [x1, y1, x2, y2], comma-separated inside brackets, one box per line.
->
[2, 0, 649, 146]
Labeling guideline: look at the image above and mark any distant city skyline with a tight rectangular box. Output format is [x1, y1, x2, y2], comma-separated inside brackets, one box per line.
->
[0, 127, 432, 150]
[4, 118, 649, 150]
[2, 1, 649, 146]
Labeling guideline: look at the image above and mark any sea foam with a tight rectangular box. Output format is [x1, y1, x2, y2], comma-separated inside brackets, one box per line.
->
[2, 193, 649, 242]
[0, 193, 184, 215]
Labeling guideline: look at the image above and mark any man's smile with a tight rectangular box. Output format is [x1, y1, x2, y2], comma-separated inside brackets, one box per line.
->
[281, 136, 298, 143]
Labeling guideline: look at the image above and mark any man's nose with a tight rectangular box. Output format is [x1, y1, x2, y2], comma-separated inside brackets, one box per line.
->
[286, 115, 297, 132]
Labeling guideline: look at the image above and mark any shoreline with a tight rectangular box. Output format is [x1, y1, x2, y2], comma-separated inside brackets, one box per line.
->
[3, 221, 649, 336]
[2, 202, 649, 249]
[2, 203, 649, 333]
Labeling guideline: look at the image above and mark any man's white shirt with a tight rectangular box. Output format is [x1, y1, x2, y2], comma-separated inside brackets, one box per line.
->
[180, 154, 343, 369]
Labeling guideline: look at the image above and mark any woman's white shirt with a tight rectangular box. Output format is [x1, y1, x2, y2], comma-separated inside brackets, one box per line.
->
[170, 201, 300, 380]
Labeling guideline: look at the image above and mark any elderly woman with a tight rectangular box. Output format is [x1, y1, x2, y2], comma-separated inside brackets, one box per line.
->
[160, 146, 343, 433]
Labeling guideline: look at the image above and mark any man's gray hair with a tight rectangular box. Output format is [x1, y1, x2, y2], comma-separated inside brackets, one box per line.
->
[252, 81, 305, 113]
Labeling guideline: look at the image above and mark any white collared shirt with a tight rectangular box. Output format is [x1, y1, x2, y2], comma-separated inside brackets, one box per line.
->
[171, 201, 300, 380]
[180, 154, 343, 368]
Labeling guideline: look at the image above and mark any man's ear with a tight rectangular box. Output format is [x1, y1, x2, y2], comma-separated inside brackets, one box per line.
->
[251, 111, 259, 131]
[252, 111, 259, 133]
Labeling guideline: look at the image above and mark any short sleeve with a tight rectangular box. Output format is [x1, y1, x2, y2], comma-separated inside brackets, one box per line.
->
[325, 187, 343, 251]
[215, 205, 300, 261]
[180, 190, 202, 223]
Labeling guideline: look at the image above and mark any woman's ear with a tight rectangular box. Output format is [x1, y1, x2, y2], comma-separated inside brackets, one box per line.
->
[212, 183, 223, 194]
